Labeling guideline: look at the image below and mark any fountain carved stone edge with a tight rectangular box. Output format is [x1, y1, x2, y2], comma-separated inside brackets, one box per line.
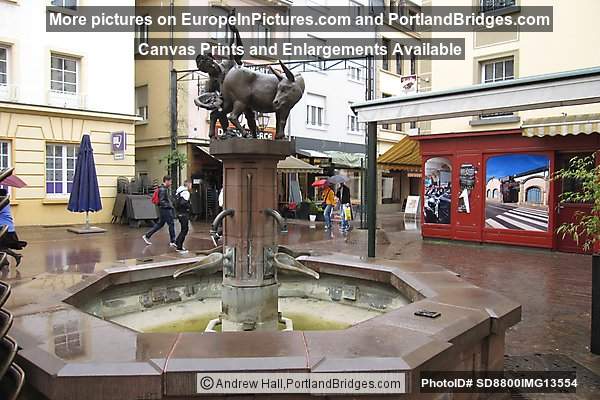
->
[4, 250, 521, 400]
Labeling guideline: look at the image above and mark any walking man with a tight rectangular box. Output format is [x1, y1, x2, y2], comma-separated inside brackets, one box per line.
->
[143, 175, 176, 247]
[174, 180, 192, 253]
[336, 182, 351, 232]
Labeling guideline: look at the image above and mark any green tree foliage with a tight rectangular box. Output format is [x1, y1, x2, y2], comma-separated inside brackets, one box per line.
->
[554, 153, 600, 251]
[160, 149, 188, 174]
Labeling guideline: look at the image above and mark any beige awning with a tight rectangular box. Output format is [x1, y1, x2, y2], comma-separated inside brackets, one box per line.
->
[277, 156, 322, 174]
[522, 114, 600, 137]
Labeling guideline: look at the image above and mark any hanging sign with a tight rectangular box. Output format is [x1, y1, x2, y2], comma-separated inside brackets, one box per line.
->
[111, 131, 126, 160]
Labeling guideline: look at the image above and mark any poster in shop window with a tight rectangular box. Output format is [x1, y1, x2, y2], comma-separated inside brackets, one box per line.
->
[458, 164, 476, 213]
[485, 154, 550, 231]
[424, 157, 452, 224]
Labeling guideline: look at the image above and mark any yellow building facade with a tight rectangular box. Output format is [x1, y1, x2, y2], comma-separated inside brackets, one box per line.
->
[0, 103, 135, 226]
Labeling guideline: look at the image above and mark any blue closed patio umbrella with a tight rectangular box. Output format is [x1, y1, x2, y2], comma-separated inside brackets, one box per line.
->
[67, 133, 106, 234]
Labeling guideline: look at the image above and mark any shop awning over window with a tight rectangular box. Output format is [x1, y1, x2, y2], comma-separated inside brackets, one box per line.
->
[296, 149, 330, 159]
[323, 151, 365, 168]
[277, 156, 323, 174]
[196, 146, 222, 164]
[377, 136, 421, 171]
[522, 114, 600, 137]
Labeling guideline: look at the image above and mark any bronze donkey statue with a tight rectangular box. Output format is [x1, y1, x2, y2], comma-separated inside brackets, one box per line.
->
[221, 60, 305, 139]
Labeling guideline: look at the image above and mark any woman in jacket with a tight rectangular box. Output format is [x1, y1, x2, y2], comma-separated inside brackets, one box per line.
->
[321, 183, 336, 231]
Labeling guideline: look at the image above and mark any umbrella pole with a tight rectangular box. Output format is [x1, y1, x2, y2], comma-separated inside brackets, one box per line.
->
[85, 211, 90, 229]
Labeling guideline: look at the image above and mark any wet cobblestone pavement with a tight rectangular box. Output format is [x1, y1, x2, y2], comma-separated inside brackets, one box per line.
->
[4, 214, 600, 399]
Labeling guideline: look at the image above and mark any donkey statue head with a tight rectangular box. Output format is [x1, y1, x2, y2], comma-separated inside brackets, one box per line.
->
[269, 61, 305, 112]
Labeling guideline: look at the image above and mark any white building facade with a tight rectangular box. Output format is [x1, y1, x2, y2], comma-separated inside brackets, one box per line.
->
[0, 0, 137, 226]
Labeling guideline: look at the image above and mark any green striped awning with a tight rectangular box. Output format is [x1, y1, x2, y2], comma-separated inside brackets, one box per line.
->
[522, 114, 600, 137]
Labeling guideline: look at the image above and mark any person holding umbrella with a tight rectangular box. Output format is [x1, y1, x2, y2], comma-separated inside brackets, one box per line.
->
[321, 182, 336, 231]
[336, 181, 351, 232]
[327, 175, 351, 232]
[0, 188, 26, 267]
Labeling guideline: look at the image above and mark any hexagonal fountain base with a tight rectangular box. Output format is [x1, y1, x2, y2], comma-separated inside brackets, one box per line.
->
[6, 252, 520, 399]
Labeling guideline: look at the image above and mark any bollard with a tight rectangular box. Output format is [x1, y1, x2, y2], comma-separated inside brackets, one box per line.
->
[592, 254, 600, 355]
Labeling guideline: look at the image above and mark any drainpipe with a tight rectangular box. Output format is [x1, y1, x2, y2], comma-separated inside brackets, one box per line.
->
[367, 121, 377, 258]
[168, 0, 179, 191]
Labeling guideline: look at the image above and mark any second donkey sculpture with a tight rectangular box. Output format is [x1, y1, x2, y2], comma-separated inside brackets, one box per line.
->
[194, 18, 305, 140]
[220, 60, 305, 140]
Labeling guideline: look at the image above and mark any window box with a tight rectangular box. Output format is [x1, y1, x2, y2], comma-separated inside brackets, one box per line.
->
[47, 90, 85, 109]
[42, 198, 70, 204]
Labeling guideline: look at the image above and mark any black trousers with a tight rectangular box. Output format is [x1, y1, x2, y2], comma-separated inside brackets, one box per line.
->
[175, 214, 189, 250]
[146, 208, 176, 243]
[0, 232, 26, 250]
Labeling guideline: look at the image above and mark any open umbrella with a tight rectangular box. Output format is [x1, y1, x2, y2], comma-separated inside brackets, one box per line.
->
[328, 175, 350, 185]
[1, 175, 27, 188]
[67, 134, 106, 234]
[311, 179, 328, 187]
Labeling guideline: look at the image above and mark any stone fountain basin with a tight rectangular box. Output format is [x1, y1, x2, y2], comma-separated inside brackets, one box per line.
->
[5, 252, 521, 399]
[75, 270, 409, 333]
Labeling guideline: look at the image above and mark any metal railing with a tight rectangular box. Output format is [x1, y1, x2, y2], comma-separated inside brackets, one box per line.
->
[47, 90, 86, 109]
[480, 0, 516, 13]
[0, 85, 17, 102]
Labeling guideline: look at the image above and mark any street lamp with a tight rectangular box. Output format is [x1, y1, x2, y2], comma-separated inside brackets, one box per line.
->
[257, 112, 271, 132]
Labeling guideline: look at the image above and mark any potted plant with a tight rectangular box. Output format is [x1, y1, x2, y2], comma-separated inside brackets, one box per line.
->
[554, 152, 600, 354]
[308, 200, 324, 222]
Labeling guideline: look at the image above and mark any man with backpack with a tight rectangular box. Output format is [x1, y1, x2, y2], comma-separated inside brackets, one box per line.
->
[174, 180, 192, 253]
[143, 175, 176, 247]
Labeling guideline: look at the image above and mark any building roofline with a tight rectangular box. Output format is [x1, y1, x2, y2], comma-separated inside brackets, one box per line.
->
[0, 101, 140, 122]
[351, 66, 600, 112]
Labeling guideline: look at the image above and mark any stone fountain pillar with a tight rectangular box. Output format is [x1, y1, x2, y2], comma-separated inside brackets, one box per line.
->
[210, 138, 294, 331]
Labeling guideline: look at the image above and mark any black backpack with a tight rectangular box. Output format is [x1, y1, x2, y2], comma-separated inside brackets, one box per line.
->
[175, 192, 187, 212]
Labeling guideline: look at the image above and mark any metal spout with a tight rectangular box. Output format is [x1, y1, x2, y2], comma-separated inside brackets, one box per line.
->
[264, 208, 287, 233]
[277, 246, 310, 259]
[195, 245, 223, 256]
[173, 253, 224, 278]
[210, 208, 235, 243]
[273, 252, 319, 279]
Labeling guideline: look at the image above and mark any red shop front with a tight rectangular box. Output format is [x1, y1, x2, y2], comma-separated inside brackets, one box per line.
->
[414, 129, 600, 253]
